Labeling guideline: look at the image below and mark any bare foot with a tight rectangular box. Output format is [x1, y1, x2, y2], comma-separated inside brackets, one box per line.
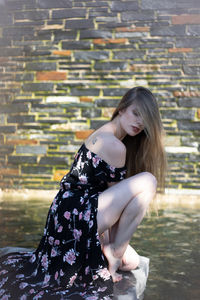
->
[103, 244, 123, 282]
[118, 244, 140, 271]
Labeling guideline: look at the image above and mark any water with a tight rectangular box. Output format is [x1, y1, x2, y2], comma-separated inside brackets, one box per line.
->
[0, 197, 200, 300]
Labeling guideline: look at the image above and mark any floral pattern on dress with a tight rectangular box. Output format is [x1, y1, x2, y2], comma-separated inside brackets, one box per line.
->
[0, 143, 127, 300]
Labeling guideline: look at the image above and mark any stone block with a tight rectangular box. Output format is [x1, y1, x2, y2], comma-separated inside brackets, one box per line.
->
[16, 146, 47, 155]
[70, 88, 99, 96]
[80, 30, 112, 39]
[172, 14, 200, 25]
[22, 83, 54, 92]
[96, 99, 120, 107]
[52, 8, 86, 19]
[0, 146, 14, 154]
[39, 156, 68, 165]
[74, 50, 109, 61]
[81, 108, 101, 118]
[0, 38, 11, 46]
[62, 41, 91, 50]
[161, 109, 195, 120]
[176, 38, 200, 48]
[113, 50, 145, 59]
[15, 73, 34, 82]
[122, 11, 155, 22]
[0, 47, 24, 56]
[183, 65, 200, 75]
[21, 166, 52, 174]
[151, 25, 185, 36]
[141, 0, 176, 9]
[90, 120, 109, 129]
[54, 31, 76, 41]
[26, 62, 57, 71]
[3, 27, 34, 37]
[110, 1, 139, 11]
[75, 130, 94, 140]
[178, 98, 200, 108]
[0, 126, 16, 133]
[8, 156, 37, 164]
[187, 25, 200, 36]
[103, 88, 129, 96]
[66, 19, 94, 29]
[178, 121, 200, 130]
[94, 61, 127, 70]
[7, 115, 35, 123]
[15, 10, 49, 21]
[0, 114, 5, 124]
[37, 0, 72, 8]
[36, 71, 67, 81]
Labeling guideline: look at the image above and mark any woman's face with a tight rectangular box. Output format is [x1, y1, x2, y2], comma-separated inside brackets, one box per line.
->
[119, 102, 144, 136]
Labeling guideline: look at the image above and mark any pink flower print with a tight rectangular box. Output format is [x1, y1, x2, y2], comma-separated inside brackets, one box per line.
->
[64, 211, 71, 220]
[19, 282, 28, 290]
[79, 212, 83, 220]
[89, 220, 93, 228]
[29, 253, 36, 263]
[110, 173, 115, 178]
[69, 274, 77, 286]
[54, 215, 58, 226]
[41, 254, 48, 270]
[63, 191, 70, 198]
[60, 269, 64, 277]
[85, 266, 90, 275]
[43, 274, 50, 285]
[86, 151, 92, 159]
[73, 229, 82, 241]
[0, 289, 5, 297]
[87, 239, 91, 248]
[48, 236, 54, 245]
[80, 197, 84, 204]
[73, 208, 78, 215]
[51, 248, 57, 257]
[92, 275, 98, 280]
[97, 286, 107, 292]
[57, 225, 63, 232]
[16, 274, 24, 279]
[33, 291, 44, 300]
[79, 175, 87, 184]
[109, 165, 115, 172]
[64, 182, 71, 189]
[54, 239, 60, 245]
[20, 294, 27, 300]
[54, 271, 59, 280]
[97, 268, 111, 280]
[84, 209, 91, 221]
[86, 296, 98, 300]
[0, 270, 7, 276]
[63, 249, 76, 265]
[29, 289, 35, 294]
[92, 156, 100, 168]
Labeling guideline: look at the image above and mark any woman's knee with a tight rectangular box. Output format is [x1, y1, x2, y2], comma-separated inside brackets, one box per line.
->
[129, 171, 157, 195]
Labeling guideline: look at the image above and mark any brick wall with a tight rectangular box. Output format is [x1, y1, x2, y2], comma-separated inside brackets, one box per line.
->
[0, 0, 200, 190]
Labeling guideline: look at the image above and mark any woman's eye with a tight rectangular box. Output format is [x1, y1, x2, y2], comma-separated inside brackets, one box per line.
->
[132, 110, 138, 116]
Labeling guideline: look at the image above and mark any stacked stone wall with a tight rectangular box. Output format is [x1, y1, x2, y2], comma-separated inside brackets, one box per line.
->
[0, 0, 200, 190]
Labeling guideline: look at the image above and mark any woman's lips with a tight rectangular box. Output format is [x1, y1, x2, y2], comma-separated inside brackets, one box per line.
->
[132, 126, 140, 133]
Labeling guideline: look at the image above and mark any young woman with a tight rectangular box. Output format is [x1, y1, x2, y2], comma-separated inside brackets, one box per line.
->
[0, 86, 167, 299]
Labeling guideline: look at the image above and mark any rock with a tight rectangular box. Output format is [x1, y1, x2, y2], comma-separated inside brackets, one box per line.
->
[0, 248, 149, 300]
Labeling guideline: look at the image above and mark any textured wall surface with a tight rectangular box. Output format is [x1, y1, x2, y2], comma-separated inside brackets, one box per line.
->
[0, 0, 200, 190]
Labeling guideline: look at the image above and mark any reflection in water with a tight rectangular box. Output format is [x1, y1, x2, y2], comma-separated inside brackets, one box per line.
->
[0, 198, 200, 300]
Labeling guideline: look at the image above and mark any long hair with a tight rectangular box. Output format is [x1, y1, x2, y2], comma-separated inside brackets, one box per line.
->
[111, 86, 167, 193]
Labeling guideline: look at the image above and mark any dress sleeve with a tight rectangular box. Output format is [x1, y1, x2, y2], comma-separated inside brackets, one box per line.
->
[92, 156, 127, 182]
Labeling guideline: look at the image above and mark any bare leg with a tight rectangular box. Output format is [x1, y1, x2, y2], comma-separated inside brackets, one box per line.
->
[97, 172, 157, 282]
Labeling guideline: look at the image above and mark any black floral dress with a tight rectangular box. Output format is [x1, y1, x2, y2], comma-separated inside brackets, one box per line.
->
[0, 143, 127, 300]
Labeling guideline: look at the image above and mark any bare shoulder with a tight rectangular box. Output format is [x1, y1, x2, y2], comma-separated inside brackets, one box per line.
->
[85, 134, 126, 168]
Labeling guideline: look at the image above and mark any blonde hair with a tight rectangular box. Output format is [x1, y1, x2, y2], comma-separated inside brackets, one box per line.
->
[111, 86, 167, 193]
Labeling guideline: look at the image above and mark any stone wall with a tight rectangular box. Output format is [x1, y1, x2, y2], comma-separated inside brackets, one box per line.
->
[0, 0, 200, 190]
